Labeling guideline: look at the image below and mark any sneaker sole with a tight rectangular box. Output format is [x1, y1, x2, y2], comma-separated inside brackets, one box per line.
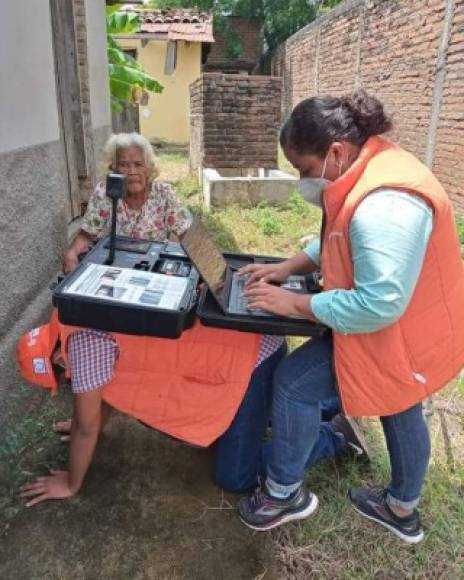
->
[349, 501, 424, 544]
[239, 493, 319, 532]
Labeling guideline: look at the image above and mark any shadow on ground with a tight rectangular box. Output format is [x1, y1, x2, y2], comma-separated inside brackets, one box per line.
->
[0, 403, 276, 580]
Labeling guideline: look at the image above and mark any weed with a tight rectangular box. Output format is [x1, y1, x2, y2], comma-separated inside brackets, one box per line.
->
[284, 189, 312, 216]
[0, 385, 68, 530]
[172, 174, 201, 200]
[249, 202, 284, 236]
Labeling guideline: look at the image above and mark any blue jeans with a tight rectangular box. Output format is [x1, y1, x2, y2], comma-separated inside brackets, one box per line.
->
[267, 335, 431, 508]
[381, 404, 431, 509]
[214, 342, 345, 493]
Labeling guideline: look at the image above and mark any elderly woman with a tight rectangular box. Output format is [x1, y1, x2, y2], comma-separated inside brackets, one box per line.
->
[54, 132, 192, 438]
[63, 132, 191, 273]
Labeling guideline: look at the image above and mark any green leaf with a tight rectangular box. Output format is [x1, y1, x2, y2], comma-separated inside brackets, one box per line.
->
[106, 5, 123, 17]
[109, 64, 163, 93]
[107, 34, 121, 51]
[106, 11, 140, 34]
[109, 77, 134, 103]
[107, 47, 142, 70]
[106, 9, 163, 107]
[142, 75, 164, 93]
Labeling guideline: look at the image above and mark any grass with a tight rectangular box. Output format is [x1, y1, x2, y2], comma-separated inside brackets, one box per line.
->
[0, 384, 68, 531]
[272, 380, 464, 579]
[159, 153, 464, 579]
[194, 192, 321, 259]
[457, 215, 464, 256]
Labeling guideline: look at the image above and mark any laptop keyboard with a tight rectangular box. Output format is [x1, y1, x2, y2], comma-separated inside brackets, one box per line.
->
[234, 275, 250, 312]
[228, 272, 310, 319]
[229, 273, 268, 316]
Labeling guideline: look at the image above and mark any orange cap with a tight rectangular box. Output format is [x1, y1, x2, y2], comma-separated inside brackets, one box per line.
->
[17, 309, 60, 394]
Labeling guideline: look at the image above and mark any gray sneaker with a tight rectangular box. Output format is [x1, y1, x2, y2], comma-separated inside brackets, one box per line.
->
[348, 487, 424, 544]
[330, 414, 372, 462]
[238, 484, 318, 531]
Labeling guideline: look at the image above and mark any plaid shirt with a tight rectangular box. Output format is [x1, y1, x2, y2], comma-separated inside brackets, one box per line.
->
[68, 330, 284, 393]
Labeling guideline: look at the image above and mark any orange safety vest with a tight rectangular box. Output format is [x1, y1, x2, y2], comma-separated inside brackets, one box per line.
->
[322, 136, 464, 417]
[18, 312, 261, 446]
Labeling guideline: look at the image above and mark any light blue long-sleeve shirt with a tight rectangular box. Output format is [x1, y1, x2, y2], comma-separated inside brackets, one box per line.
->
[305, 189, 433, 335]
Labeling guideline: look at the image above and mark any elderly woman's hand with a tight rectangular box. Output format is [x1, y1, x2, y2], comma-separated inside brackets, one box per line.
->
[20, 470, 76, 507]
[63, 249, 79, 274]
[63, 232, 93, 273]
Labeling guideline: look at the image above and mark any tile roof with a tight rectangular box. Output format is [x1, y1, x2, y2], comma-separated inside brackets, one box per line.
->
[122, 8, 214, 43]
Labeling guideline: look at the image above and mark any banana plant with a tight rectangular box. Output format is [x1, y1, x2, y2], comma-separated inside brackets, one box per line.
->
[107, 5, 163, 112]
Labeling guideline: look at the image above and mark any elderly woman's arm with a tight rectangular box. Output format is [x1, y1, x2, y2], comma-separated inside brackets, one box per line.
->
[20, 389, 103, 506]
[63, 230, 96, 273]
[62, 182, 109, 273]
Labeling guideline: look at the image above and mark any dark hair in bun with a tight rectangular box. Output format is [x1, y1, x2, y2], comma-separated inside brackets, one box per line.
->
[280, 89, 392, 157]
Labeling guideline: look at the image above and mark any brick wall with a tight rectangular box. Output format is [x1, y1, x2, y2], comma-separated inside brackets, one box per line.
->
[205, 17, 262, 72]
[271, 0, 464, 212]
[189, 73, 282, 169]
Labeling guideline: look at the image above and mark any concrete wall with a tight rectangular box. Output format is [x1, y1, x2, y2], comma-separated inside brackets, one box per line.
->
[118, 38, 202, 144]
[189, 73, 283, 170]
[0, 0, 67, 413]
[271, 0, 464, 213]
[0, 0, 110, 416]
[0, 1, 60, 153]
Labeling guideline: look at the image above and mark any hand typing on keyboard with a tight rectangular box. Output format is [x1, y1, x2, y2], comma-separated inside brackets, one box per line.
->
[245, 280, 312, 319]
[238, 262, 293, 286]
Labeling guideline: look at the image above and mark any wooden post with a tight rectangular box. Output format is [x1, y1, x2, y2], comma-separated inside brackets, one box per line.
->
[50, 0, 88, 216]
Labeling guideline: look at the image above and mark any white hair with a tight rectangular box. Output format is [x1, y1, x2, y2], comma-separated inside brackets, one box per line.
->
[104, 132, 159, 180]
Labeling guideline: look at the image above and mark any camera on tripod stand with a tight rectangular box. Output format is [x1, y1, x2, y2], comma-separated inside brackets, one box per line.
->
[106, 173, 127, 201]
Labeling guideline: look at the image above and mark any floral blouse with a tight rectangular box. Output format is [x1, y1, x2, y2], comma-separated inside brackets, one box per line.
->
[81, 180, 192, 240]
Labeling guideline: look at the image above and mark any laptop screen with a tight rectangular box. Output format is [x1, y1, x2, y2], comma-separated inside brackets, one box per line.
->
[180, 217, 229, 309]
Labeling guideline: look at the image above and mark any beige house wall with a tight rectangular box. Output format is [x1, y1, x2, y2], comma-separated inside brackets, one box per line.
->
[118, 39, 202, 144]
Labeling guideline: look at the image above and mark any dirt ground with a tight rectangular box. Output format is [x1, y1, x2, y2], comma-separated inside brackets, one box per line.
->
[2, 379, 463, 580]
[0, 393, 277, 580]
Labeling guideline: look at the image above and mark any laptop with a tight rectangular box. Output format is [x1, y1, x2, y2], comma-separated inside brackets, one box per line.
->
[180, 217, 310, 319]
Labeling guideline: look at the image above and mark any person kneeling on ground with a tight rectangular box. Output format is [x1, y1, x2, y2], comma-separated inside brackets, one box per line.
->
[236, 90, 464, 544]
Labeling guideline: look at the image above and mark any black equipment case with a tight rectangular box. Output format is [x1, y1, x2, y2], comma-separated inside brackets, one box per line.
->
[53, 236, 200, 339]
[53, 238, 326, 339]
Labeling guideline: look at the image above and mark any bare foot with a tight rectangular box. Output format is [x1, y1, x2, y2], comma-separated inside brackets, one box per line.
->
[52, 419, 72, 442]
[52, 347, 66, 369]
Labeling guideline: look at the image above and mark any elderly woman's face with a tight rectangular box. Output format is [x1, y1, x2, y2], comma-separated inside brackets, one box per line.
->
[116, 146, 149, 196]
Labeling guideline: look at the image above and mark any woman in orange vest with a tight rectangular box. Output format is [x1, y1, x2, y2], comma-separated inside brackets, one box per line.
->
[237, 90, 464, 543]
